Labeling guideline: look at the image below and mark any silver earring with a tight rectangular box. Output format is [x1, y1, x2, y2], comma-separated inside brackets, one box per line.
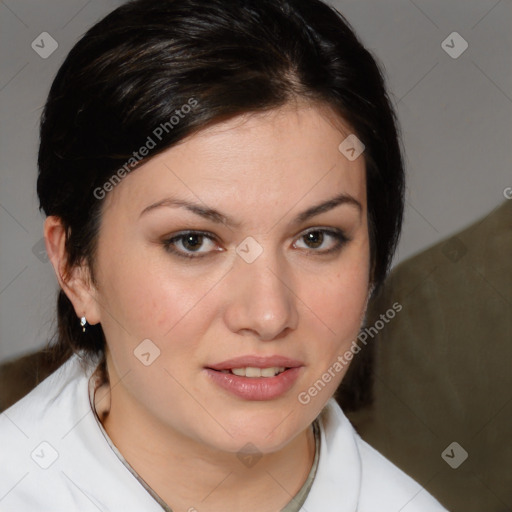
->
[80, 316, 87, 332]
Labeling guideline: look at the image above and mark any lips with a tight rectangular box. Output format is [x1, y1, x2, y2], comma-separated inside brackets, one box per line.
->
[204, 355, 304, 401]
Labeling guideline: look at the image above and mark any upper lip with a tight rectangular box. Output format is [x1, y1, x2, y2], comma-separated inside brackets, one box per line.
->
[207, 355, 303, 371]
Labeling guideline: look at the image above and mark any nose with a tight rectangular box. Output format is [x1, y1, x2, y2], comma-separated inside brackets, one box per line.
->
[223, 249, 299, 341]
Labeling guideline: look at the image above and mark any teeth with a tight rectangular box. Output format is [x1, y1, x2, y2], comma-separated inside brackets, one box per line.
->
[261, 367, 283, 377]
[230, 366, 286, 378]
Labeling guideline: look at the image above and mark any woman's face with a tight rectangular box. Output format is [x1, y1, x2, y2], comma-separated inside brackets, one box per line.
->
[90, 103, 370, 454]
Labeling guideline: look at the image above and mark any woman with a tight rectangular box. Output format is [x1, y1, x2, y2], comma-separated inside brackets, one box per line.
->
[0, 0, 448, 510]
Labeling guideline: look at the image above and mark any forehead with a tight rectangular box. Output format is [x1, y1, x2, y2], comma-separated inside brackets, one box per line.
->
[101, 103, 366, 223]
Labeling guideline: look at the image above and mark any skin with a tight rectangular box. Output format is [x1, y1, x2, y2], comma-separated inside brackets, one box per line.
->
[45, 101, 371, 511]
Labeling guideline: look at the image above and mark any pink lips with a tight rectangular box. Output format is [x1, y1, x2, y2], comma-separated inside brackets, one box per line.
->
[204, 355, 304, 401]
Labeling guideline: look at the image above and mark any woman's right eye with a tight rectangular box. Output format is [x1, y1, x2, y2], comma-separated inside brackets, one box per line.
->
[162, 231, 220, 259]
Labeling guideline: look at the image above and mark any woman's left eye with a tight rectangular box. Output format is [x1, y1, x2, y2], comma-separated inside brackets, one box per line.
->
[293, 228, 348, 254]
[162, 228, 349, 260]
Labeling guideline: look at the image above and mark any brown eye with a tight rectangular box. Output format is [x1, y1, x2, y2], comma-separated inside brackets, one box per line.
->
[303, 231, 324, 249]
[181, 234, 204, 251]
[294, 228, 349, 254]
[163, 231, 219, 259]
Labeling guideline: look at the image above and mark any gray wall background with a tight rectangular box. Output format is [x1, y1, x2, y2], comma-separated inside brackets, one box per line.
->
[1, 0, 511, 362]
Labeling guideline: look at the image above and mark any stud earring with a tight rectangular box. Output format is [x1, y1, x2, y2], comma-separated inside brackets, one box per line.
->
[80, 316, 87, 332]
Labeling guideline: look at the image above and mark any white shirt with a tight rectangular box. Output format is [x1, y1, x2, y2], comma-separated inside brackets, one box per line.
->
[0, 353, 448, 511]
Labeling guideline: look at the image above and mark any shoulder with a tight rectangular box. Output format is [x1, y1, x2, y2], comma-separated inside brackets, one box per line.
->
[355, 436, 448, 511]
[0, 353, 163, 512]
[0, 352, 88, 437]
[0, 353, 93, 433]
[0, 354, 100, 510]
[316, 399, 449, 511]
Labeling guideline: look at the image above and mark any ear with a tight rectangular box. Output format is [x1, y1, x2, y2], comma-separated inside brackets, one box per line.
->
[43, 216, 101, 326]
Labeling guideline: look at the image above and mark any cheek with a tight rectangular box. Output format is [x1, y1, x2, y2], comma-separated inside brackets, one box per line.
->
[101, 244, 204, 335]
[98, 259, 213, 396]
[296, 254, 369, 404]
[96, 253, 205, 374]
[312, 254, 369, 331]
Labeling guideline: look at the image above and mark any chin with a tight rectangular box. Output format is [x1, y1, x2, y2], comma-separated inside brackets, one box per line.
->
[206, 409, 306, 454]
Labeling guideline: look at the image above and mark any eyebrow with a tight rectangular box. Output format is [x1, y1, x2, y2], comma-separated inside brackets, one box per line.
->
[139, 192, 362, 228]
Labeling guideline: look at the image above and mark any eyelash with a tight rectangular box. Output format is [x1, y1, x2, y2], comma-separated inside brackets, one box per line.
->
[162, 228, 350, 260]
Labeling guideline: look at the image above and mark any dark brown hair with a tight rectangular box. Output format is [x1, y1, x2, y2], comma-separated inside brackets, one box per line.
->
[37, 0, 405, 371]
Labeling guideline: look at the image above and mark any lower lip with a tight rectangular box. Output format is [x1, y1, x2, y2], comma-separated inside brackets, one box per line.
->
[204, 367, 302, 401]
